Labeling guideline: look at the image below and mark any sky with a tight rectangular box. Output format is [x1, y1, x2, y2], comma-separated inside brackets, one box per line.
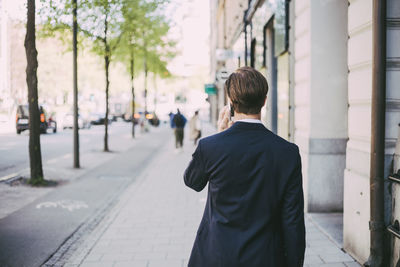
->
[163, 0, 210, 76]
[3, 0, 210, 77]
[2, 0, 25, 20]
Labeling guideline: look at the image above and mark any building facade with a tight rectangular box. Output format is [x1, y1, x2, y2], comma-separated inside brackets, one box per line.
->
[0, 0, 27, 123]
[209, 0, 400, 265]
[0, 0, 11, 117]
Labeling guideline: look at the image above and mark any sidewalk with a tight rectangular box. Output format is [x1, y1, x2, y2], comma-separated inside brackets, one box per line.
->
[62, 123, 360, 267]
[0, 123, 147, 220]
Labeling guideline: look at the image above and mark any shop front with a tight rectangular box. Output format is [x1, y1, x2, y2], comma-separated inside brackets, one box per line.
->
[245, 0, 292, 140]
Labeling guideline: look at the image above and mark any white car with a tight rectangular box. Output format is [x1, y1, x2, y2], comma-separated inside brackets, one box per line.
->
[63, 113, 90, 129]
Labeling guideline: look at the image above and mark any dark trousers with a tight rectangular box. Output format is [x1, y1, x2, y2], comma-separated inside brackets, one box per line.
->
[175, 128, 184, 148]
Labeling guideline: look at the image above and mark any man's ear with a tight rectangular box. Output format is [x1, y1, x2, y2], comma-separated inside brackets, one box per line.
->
[263, 96, 267, 106]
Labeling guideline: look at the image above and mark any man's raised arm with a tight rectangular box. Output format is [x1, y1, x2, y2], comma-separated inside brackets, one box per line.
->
[184, 141, 209, 192]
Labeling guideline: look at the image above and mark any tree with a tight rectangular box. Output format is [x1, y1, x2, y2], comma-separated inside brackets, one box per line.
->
[39, 0, 123, 152]
[25, 0, 45, 185]
[39, 0, 173, 143]
[80, 0, 123, 151]
[146, 49, 172, 110]
[116, 0, 173, 137]
[116, 0, 171, 137]
[117, 0, 143, 138]
[72, 0, 79, 167]
[140, 14, 171, 114]
[38, 0, 81, 167]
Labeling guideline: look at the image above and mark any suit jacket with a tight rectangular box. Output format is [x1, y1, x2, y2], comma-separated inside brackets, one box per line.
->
[184, 122, 305, 267]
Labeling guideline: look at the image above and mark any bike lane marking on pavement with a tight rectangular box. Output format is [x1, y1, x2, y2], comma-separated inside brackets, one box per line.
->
[35, 128, 173, 267]
[36, 200, 89, 212]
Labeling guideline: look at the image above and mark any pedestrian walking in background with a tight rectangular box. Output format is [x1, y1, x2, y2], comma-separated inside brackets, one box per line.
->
[169, 111, 175, 128]
[139, 115, 149, 133]
[184, 67, 305, 267]
[172, 109, 186, 150]
[189, 110, 201, 145]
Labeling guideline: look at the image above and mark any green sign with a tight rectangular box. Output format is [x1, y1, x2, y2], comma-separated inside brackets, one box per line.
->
[205, 84, 217, 95]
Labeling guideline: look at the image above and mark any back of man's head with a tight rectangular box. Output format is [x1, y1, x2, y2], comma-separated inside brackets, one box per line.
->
[225, 66, 269, 115]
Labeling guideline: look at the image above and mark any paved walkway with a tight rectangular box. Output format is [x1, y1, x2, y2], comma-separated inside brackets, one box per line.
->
[63, 124, 360, 267]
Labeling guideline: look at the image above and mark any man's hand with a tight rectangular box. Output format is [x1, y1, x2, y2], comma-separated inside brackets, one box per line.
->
[217, 105, 234, 132]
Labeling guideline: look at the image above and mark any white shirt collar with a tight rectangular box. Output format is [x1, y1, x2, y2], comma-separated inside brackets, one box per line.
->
[235, 118, 263, 124]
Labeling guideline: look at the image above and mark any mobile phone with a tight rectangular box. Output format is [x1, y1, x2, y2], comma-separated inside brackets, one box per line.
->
[228, 103, 234, 120]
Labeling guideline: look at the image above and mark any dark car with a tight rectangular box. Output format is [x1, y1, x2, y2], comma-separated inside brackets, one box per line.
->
[89, 113, 112, 125]
[16, 105, 57, 134]
[123, 111, 142, 125]
[146, 112, 160, 127]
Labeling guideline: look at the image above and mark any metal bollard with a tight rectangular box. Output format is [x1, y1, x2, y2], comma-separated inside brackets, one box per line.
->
[394, 123, 400, 175]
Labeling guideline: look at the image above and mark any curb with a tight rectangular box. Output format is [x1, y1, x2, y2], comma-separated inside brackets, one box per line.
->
[0, 170, 27, 183]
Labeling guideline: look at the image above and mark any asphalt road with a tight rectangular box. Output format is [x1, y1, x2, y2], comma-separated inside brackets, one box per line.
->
[0, 122, 133, 179]
[0, 123, 173, 267]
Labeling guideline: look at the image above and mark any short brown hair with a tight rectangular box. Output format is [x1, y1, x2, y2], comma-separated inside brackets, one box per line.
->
[224, 66, 268, 115]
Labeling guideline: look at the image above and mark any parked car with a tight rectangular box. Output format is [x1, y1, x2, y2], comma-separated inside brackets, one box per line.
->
[123, 112, 132, 122]
[63, 113, 91, 129]
[123, 111, 141, 125]
[90, 113, 112, 125]
[146, 112, 160, 127]
[16, 105, 57, 134]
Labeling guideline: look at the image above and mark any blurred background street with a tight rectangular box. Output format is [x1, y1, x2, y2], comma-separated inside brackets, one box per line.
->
[0, 123, 171, 267]
[0, 0, 400, 266]
[0, 122, 134, 181]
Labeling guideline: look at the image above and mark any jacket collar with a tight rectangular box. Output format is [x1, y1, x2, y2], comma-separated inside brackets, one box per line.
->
[229, 121, 269, 131]
[235, 118, 263, 124]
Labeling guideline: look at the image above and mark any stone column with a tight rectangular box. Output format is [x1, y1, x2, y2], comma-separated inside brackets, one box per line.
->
[294, 0, 348, 212]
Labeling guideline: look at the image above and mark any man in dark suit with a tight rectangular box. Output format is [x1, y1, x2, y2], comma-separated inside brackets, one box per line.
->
[184, 67, 305, 267]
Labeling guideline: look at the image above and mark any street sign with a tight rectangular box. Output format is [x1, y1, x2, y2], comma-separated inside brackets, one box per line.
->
[204, 84, 217, 95]
[216, 69, 230, 82]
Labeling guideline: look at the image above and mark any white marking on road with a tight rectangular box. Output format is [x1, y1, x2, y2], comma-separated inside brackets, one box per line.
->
[36, 200, 89, 212]
[46, 158, 58, 164]
[62, 153, 72, 159]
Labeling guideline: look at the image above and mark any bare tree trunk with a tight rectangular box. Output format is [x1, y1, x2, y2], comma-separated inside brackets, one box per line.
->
[130, 47, 135, 138]
[144, 55, 148, 114]
[104, 50, 110, 152]
[72, 0, 80, 167]
[25, 0, 44, 185]
[143, 31, 148, 114]
[153, 74, 157, 111]
[103, 11, 110, 152]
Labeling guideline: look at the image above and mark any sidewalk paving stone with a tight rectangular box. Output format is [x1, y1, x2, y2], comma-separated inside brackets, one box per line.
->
[64, 124, 361, 267]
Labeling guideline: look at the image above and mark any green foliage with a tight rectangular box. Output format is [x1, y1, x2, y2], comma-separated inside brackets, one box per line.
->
[38, 0, 122, 56]
[115, 0, 175, 78]
[78, 0, 123, 57]
[38, 0, 175, 78]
